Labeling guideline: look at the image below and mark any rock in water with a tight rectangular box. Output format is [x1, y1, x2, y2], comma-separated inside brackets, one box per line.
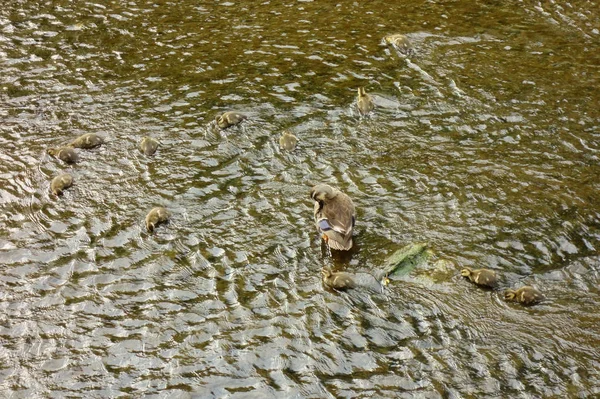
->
[380, 242, 431, 282]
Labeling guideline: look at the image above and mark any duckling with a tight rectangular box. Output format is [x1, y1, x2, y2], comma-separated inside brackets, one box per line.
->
[215, 111, 247, 129]
[357, 87, 374, 116]
[69, 133, 104, 149]
[504, 286, 544, 306]
[47, 147, 79, 164]
[322, 268, 355, 290]
[50, 173, 73, 196]
[310, 184, 356, 251]
[139, 137, 159, 156]
[384, 33, 414, 55]
[145, 207, 170, 232]
[279, 130, 298, 151]
[460, 267, 498, 288]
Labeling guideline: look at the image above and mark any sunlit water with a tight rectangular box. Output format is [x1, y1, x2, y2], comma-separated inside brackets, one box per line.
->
[1, 1, 599, 397]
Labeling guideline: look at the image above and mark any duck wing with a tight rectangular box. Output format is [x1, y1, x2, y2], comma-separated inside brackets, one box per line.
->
[314, 193, 355, 250]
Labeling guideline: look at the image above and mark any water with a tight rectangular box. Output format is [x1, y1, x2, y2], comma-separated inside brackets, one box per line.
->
[1, 1, 600, 397]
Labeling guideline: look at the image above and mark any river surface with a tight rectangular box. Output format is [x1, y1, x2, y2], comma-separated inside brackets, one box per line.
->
[1, 1, 600, 398]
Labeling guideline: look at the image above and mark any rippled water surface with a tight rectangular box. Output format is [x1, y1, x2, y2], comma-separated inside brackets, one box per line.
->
[1, 0, 600, 397]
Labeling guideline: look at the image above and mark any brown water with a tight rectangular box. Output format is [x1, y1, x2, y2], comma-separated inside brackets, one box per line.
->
[1, 1, 600, 397]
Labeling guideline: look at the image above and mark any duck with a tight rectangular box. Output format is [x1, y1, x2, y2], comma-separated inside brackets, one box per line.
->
[460, 267, 498, 288]
[504, 286, 544, 306]
[215, 111, 247, 129]
[47, 147, 79, 164]
[145, 207, 169, 232]
[357, 87, 374, 116]
[310, 184, 356, 251]
[322, 268, 355, 290]
[50, 173, 73, 196]
[139, 137, 159, 156]
[69, 133, 104, 149]
[279, 130, 298, 151]
[384, 33, 414, 55]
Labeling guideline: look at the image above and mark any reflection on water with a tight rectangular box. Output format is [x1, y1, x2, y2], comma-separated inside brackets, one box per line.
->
[1, 0, 600, 397]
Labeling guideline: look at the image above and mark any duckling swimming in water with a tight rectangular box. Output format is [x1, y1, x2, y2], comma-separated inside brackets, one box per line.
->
[145, 207, 169, 232]
[322, 268, 355, 290]
[384, 33, 414, 56]
[279, 130, 298, 151]
[460, 267, 498, 288]
[311, 184, 356, 251]
[50, 173, 73, 196]
[504, 286, 544, 306]
[47, 147, 79, 164]
[215, 111, 247, 129]
[69, 133, 104, 149]
[357, 87, 374, 116]
[139, 137, 159, 156]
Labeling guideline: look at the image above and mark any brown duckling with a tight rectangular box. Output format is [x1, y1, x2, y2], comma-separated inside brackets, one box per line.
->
[460, 267, 498, 288]
[50, 173, 73, 196]
[504, 286, 544, 306]
[384, 34, 414, 56]
[139, 137, 159, 156]
[322, 268, 355, 290]
[310, 184, 356, 251]
[47, 147, 79, 164]
[69, 133, 104, 149]
[279, 130, 298, 151]
[215, 111, 247, 129]
[145, 207, 170, 232]
[357, 87, 374, 116]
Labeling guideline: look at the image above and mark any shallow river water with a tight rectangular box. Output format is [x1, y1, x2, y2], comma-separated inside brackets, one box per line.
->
[1, 1, 600, 398]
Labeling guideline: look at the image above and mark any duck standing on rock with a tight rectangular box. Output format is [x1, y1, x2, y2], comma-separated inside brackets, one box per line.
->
[69, 133, 104, 149]
[47, 147, 79, 164]
[215, 111, 247, 129]
[139, 137, 159, 156]
[145, 207, 170, 232]
[310, 184, 356, 251]
[357, 87, 374, 116]
[50, 173, 73, 196]
[504, 286, 544, 306]
[461, 267, 498, 288]
[322, 268, 355, 290]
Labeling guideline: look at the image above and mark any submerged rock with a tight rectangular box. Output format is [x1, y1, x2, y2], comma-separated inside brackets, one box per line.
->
[380, 242, 431, 282]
